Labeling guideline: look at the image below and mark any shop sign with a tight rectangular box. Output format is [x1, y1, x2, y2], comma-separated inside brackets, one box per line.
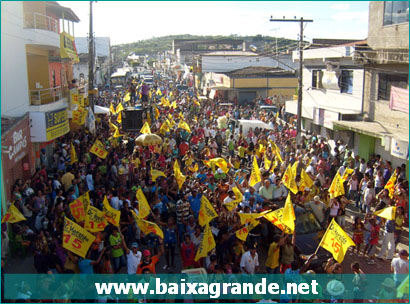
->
[6, 129, 28, 164]
[391, 138, 409, 160]
[45, 108, 70, 141]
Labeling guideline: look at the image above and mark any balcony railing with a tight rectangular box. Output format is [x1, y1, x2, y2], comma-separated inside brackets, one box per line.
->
[30, 86, 68, 105]
[24, 12, 58, 34]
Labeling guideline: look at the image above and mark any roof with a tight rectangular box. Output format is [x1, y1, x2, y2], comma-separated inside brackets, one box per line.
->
[310, 39, 365, 48]
[204, 51, 257, 56]
[46, 1, 80, 22]
[75, 37, 111, 57]
[226, 66, 295, 77]
[333, 120, 409, 142]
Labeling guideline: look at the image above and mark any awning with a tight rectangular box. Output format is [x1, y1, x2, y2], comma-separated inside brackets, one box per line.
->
[94, 105, 110, 115]
[333, 120, 409, 142]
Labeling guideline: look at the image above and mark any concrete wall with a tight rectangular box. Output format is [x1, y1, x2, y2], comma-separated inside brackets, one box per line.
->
[368, 1, 409, 50]
[362, 64, 409, 129]
[1, 1, 30, 117]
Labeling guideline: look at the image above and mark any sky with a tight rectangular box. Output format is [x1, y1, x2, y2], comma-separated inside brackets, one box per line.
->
[60, 1, 370, 45]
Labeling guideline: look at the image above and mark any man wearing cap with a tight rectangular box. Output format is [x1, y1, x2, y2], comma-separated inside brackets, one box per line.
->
[121, 233, 142, 275]
[391, 250, 409, 286]
[305, 196, 326, 226]
[136, 240, 164, 274]
[240, 243, 259, 274]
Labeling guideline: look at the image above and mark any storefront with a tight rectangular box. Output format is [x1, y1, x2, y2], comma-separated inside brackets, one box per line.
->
[29, 107, 70, 167]
[1, 114, 34, 205]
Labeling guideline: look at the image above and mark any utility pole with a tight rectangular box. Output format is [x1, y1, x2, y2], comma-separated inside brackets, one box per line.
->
[88, 1, 95, 112]
[270, 17, 313, 140]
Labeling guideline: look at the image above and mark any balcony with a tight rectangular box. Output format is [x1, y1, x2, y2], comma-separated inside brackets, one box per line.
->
[29, 86, 69, 112]
[23, 12, 60, 49]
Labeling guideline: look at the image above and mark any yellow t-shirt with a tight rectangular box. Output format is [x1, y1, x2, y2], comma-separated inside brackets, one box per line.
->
[238, 146, 246, 158]
[133, 158, 141, 168]
[265, 241, 280, 269]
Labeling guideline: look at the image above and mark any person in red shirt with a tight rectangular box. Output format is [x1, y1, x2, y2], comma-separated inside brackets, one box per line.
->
[191, 132, 200, 145]
[136, 241, 164, 274]
[179, 141, 189, 157]
[181, 234, 195, 269]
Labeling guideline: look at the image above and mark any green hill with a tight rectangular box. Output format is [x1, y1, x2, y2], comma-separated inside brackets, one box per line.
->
[112, 34, 298, 61]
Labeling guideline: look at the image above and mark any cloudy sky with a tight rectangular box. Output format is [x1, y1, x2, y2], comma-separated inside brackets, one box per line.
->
[60, 1, 369, 45]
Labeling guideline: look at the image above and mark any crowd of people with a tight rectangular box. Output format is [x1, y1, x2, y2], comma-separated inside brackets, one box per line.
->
[1, 70, 409, 302]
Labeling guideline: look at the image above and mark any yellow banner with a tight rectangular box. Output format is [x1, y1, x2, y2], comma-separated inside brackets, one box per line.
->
[72, 107, 88, 125]
[63, 217, 95, 258]
[341, 168, 354, 182]
[319, 218, 355, 263]
[45, 108, 70, 141]
[198, 196, 218, 226]
[69, 197, 86, 223]
[102, 196, 120, 227]
[236, 219, 260, 242]
[90, 139, 108, 159]
[136, 188, 151, 219]
[195, 224, 215, 261]
[84, 206, 108, 232]
[374, 206, 396, 220]
[1, 203, 26, 224]
[60, 31, 79, 63]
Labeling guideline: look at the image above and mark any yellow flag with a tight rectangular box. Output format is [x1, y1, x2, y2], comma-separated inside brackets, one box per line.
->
[198, 195, 218, 226]
[384, 171, 397, 198]
[112, 124, 121, 138]
[90, 139, 108, 159]
[154, 106, 160, 120]
[374, 206, 396, 220]
[238, 213, 261, 225]
[263, 208, 293, 234]
[159, 122, 170, 135]
[171, 101, 177, 109]
[179, 112, 184, 120]
[188, 163, 199, 172]
[102, 196, 120, 226]
[195, 224, 215, 261]
[81, 191, 91, 213]
[124, 92, 130, 102]
[276, 111, 279, 119]
[193, 98, 200, 106]
[140, 121, 151, 134]
[70, 143, 78, 165]
[156, 88, 162, 96]
[173, 160, 186, 189]
[341, 168, 354, 182]
[63, 217, 96, 258]
[209, 157, 229, 174]
[270, 141, 283, 163]
[110, 103, 115, 114]
[300, 168, 314, 191]
[115, 102, 124, 114]
[69, 197, 86, 223]
[329, 171, 345, 199]
[282, 164, 298, 194]
[178, 120, 191, 133]
[231, 187, 243, 204]
[319, 218, 355, 263]
[264, 154, 272, 171]
[291, 161, 299, 177]
[150, 168, 166, 181]
[132, 211, 164, 239]
[249, 156, 261, 187]
[117, 111, 122, 124]
[160, 97, 170, 107]
[136, 188, 151, 219]
[282, 194, 295, 233]
[84, 206, 108, 232]
[1, 203, 26, 224]
[236, 219, 260, 242]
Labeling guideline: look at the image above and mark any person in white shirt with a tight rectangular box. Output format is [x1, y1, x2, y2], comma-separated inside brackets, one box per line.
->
[111, 191, 122, 210]
[240, 244, 259, 274]
[305, 196, 327, 225]
[124, 241, 142, 274]
[272, 178, 288, 202]
[391, 250, 409, 285]
[316, 168, 326, 187]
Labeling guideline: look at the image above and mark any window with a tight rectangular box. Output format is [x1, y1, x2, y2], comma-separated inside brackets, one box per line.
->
[312, 70, 323, 89]
[339, 70, 353, 94]
[384, 1, 409, 26]
[378, 73, 409, 100]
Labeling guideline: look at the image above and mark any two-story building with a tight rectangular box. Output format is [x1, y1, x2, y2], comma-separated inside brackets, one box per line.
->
[1, 1, 79, 208]
[334, 1, 409, 169]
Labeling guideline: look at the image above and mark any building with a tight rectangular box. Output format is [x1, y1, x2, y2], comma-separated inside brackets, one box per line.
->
[73, 37, 112, 87]
[286, 41, 366, 142]
[1, 1, 79, 209]
[334, 1, 409, 169]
